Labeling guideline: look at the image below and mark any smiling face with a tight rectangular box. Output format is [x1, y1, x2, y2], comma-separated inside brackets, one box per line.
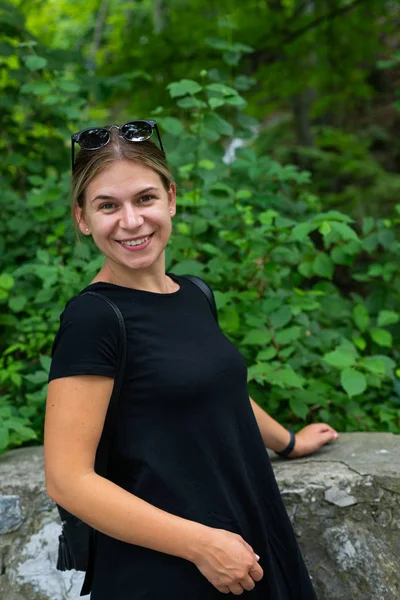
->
[75, 159, 176, 282]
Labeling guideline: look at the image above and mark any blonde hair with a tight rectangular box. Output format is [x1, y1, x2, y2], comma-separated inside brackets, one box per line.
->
[71, 128, 173, 239]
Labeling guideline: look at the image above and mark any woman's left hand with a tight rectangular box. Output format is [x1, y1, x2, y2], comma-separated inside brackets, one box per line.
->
[288, 423, 339, 458]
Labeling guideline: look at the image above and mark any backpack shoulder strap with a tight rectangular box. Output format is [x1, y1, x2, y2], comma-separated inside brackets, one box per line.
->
[183, 275, 218, 324]
[79, 291, 127, 597]
[80, 291, 127, 475]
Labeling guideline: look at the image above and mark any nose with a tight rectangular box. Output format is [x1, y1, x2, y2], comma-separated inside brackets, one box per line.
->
[119, 204, 144, 230]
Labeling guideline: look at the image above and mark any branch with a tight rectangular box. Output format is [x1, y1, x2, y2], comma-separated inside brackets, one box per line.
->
[284, 0, 372, 45]
[88, 0, 110, 73]
[248, 0, 372, 69]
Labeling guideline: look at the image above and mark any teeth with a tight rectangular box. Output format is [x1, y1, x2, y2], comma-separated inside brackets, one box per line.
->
[122, 236, 150, 247]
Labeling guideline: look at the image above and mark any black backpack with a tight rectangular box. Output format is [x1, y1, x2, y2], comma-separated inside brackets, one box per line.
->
[55, 276, 217, 596]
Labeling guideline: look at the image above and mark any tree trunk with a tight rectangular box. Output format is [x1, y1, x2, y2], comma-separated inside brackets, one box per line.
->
[292, 87, 316, 147]
[87, 0, 110, 74]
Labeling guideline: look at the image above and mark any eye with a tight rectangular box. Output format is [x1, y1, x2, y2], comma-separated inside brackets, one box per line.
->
[138, 194, 154, 203]
[99, 202, 116, 210]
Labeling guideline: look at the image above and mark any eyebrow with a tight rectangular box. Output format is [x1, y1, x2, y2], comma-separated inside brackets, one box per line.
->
[91, 186, 159, 203]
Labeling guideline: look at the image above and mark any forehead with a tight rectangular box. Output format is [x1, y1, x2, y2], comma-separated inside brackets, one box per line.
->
[86, 160, 163, 199]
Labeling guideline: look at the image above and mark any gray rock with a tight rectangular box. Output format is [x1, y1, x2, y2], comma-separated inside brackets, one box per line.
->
[324, 486, 357, 507]
[0, 495, 24, 533]
[0, 434, 399, 599]
[13, 522, 84, 600]
[268, 432, 400, 599]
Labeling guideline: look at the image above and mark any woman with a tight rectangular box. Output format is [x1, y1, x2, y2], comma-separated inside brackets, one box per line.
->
[45, 121, 338, 599]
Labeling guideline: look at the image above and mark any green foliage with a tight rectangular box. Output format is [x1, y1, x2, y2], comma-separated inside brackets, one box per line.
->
[1, 1, 400, 454]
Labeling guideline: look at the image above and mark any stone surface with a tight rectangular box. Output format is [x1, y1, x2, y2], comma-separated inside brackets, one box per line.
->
[0, 434, 399, 599]
[0, 447, 85, 600]
[268, 432, 400, 600]
[0, 495, 24, 533]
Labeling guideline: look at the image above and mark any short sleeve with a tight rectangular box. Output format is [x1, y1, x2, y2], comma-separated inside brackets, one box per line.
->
[48, 293, 119, 382]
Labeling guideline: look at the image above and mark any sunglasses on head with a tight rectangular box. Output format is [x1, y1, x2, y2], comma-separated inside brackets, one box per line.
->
[71, 119, 164, 169]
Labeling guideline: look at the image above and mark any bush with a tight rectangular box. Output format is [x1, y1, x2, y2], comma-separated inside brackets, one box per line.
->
[1, 26, 399, 453]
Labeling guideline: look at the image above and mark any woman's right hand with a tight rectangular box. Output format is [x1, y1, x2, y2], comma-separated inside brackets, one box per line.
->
[192, 527, 264, 595]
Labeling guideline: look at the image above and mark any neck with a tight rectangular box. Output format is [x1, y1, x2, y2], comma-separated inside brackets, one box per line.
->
[92, 258, 175, 294]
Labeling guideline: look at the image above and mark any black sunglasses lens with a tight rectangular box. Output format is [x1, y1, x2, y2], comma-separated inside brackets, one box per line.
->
[79, 128, 110, 150]
[120, 121, 153, 142]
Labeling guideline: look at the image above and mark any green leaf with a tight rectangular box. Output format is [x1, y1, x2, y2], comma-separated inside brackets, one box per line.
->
[28, 175, 44, 187]
[203, 112, 234, 136]
[370, 328, 393, 347]
[9, 422, 37, 441]
[362, 358, 386, 375]
[353, 336, 366, 351]
[8, 295, 27, 312]
[323, 350, 356, 369]
[236, 189, 251, 200]
[167, 79, 203, 98]
[292, 222, 314, 242]
[362, 233, 379, 253]
[275, 326, 301, 346]
[24, 55, 48, 71]
[198, 159, 215, 170]
[269, 306, 292, 330]
[362, 216, 375, 235]
[20, 81, 52, 96]
[219, 305, 240, 333]
[266, 367, 304, 389]
[377, 310, 399, 327]
[171, 260, 203, 276]
[256, 347, 277, 361]
[25, 370, 49, 385]
[35, 288, 55, 303]
[289, 397, 309, 420]
[225, 95, 246, 108]
[205, 83, 238, 96]
[330, 221, 359, 242]
[0, 274, 15, 290]
[213, 291, 232, 309]
[242, 329, 271, 345]
[313, 254, 334, 279]
[259, 210, 278, 225]
[374, 355, 396, 377]
[208, 97, 226, 109]
[353, 304, 370, 332]
[279, 345, 296, 358]
[341, 368, 367, 397]
[58, 80, 80, 93]
[0, 427, 9, 453]
[319, 221, 331, 236]
[298, 261, 313, 278]
[247, 362, 271, 383]
[159, 117, 184, 136]
[331, 247, 349, 265]
[39, 355, 52, 373]
[368, 264, 382, 277]
[42, 94, 59, 105]
[378, 229, 395, 249]
[262, 298, 281, 314]
[177, 96, 207, 109]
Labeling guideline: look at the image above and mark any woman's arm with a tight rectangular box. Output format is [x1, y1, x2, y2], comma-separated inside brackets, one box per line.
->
[45, 376, 204, 557]
[249, 397, 339, 458]
[45, 376, 263, 594]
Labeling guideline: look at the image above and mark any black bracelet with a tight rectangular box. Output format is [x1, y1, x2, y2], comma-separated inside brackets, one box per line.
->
[274, 429, 296, 458]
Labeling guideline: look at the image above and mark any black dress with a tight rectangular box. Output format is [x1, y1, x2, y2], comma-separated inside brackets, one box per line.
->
[49, 274, 317, 599]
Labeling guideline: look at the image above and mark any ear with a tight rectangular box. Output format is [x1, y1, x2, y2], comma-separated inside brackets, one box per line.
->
[75, 203, 90, 235]
[167, 182, 177, 217]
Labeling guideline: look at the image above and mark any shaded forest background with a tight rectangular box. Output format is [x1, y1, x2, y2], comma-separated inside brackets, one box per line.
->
[1, 0, 400, 453]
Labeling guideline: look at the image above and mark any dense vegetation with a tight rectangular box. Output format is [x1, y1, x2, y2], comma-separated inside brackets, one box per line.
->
[1, 0, 400, 453]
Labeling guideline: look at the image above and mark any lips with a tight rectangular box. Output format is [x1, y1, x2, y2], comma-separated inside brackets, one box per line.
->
[117, 233, 154, 251]
[117, 233, 154, 244]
